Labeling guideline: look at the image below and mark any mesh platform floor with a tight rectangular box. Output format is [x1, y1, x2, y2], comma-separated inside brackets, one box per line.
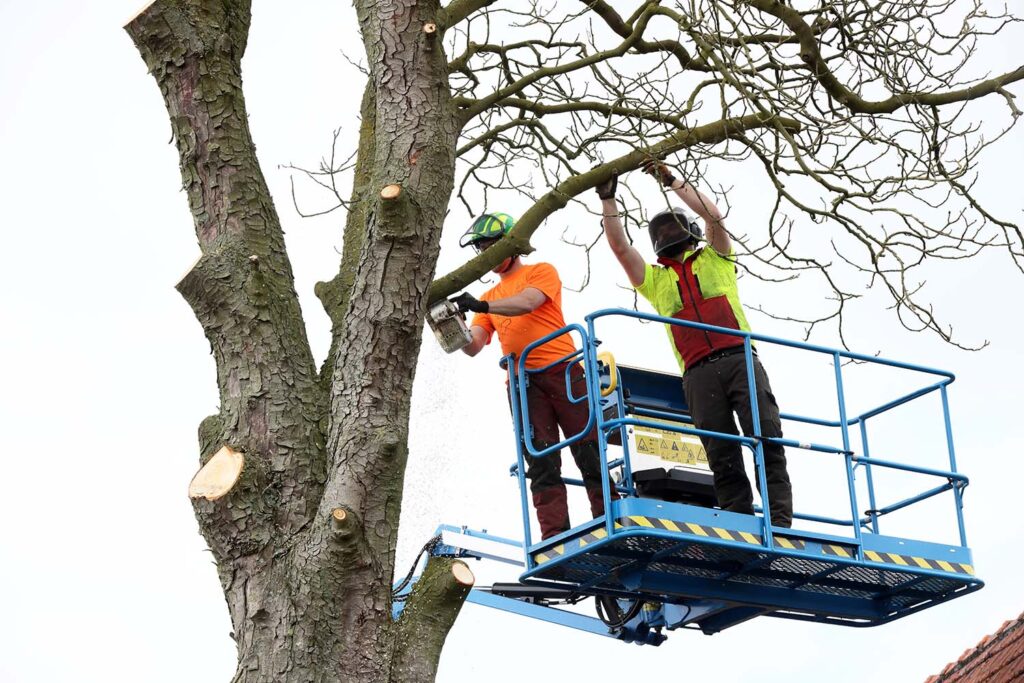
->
[529, 529, 976, 626]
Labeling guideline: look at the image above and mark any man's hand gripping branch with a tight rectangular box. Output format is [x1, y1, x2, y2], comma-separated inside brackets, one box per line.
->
[641, 160, 731, 256]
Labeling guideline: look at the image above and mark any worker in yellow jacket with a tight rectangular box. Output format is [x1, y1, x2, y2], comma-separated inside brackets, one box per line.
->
[594, 164, 792, 527]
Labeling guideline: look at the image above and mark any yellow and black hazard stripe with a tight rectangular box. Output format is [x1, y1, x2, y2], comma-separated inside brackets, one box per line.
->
[774, 536, 807, 551]
[822, 544, 975, 576]
[532, 545, 564, 565]
[822, 543, 857, 559]
[863, 550, 975, 576]
[532, 516, 973, 577]
[533, 523, 623, 565]
[617, 515, 763, 546]
[532, 515, 766, 565]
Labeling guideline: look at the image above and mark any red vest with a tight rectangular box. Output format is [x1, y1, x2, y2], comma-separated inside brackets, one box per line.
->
[658, 252, 744, 368]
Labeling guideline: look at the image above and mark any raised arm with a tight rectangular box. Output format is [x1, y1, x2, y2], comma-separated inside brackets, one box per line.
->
[596, 176, 646, 287]
[670, 179, 731, 255]
[644, 161, 731, 256]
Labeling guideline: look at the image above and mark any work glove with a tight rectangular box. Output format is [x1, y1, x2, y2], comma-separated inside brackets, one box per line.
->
[641, 159, 677, 188]
[595, 173, 618, 200]
[451, 292, 489, 314]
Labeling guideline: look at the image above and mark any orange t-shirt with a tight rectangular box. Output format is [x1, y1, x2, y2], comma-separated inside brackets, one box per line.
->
[471, 262, 577, 370]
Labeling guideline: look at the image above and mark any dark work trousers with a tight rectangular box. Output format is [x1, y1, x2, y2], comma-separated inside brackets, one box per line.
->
[512, 363, 608, 539]
[681, 352, 793, 528]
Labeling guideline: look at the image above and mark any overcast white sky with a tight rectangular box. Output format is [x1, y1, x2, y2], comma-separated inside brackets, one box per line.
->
[2, 2, 1023, 682]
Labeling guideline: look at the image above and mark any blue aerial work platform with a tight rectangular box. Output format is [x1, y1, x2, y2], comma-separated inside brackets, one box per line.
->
[399, 308, 981, 645]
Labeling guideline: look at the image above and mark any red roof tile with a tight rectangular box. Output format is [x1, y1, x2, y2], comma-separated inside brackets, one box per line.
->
[926, 611, 1024, 682]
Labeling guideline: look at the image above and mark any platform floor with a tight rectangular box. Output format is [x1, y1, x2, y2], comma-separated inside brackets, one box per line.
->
[524, 499, 981, 629]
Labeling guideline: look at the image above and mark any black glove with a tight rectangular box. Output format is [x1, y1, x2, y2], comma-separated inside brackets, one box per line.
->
[641, 159, 677, 188]
[595, 173, 618, 200]
[451, 292, 489, 314]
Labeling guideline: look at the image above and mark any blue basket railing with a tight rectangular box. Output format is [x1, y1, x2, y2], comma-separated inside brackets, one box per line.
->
[504, 308, 969, 569]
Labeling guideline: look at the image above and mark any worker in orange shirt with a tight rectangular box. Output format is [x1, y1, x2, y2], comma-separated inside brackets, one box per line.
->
[453, 212, 607, 540]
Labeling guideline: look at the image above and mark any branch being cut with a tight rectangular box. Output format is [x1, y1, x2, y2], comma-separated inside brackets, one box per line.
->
[430, 113, 800, 300]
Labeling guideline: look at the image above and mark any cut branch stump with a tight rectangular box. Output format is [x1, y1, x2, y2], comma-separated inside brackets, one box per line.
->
[188, 445, 244, 501]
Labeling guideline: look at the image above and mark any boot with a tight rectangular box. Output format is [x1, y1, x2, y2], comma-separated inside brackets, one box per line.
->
[532, 486, 570, 540]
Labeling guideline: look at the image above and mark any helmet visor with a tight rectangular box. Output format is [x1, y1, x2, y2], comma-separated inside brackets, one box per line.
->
[471, 237, 500, 254]
[649, 213, 696, 256]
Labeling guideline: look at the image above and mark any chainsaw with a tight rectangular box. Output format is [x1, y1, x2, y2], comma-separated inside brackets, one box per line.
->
[426, 299, 472, 353]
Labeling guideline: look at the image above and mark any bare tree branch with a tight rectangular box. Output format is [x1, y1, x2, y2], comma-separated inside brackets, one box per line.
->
[440, 0, 498, 30]
[430, 112, 801, 300]
[426, 0, 1024, 344]
[743, 0, 1024, 115]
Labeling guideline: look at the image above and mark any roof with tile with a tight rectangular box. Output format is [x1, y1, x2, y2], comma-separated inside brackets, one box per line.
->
[925, 611, 1024, 682]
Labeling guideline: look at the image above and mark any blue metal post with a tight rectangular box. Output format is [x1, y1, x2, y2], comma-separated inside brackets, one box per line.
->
[504, 358, 535, 568]
[859, 420, 880, 534]
[584, 318, 616, 539]
[940, 384, 969, 547]
[833, 352, 863, 557]
[743, 339, 774, 549]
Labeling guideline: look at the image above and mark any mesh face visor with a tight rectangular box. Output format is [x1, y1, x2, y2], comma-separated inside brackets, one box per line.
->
[649, 213, 695, 256]
[471, 238, 500, 254]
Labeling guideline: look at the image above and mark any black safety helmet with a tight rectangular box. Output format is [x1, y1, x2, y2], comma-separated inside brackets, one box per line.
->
[648, 207, 703, 257]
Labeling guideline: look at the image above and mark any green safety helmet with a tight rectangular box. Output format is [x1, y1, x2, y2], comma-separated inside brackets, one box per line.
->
[459, 212, 516, 249]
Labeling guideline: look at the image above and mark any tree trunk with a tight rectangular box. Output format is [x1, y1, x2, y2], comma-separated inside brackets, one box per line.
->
[127, 0, 464, 680]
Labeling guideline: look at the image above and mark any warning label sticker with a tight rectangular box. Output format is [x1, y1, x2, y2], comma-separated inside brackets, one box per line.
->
[632, 419, 710, 469]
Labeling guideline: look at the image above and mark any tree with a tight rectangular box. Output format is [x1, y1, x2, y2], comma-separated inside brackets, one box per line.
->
[125, 0, 1021, 680]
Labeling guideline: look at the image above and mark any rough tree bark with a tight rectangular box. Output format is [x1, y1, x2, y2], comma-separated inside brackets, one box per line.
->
[127, 0, 464, 680]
